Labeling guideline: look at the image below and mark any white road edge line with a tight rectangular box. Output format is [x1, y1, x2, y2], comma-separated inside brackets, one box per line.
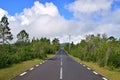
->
[40, 63, 42, 64]
[87, 67, 91, 70]
[36, 65, 39, 67]
[93, 71, 98, 75]
[20, 72, 27, 76]
[29, 67, 34, 70]
[102, 77, 108, 80]
[83, 65, 86, 67]
[60, 67, 63, 79]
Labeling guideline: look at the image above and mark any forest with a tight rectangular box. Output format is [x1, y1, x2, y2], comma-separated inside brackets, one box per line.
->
[65, 34, 120, 69]
[0, 15, 59, 68]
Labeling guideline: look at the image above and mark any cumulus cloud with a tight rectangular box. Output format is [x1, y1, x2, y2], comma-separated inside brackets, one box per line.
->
[67, 0, 120, 38]
[0, 1, 120, 44]
[67, 0, 113, 14]
[0, 8, 8, 19]
[7, 1, 82, 43]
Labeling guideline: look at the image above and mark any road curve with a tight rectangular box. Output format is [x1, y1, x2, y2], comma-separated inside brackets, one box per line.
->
[12, 49, 108, 80]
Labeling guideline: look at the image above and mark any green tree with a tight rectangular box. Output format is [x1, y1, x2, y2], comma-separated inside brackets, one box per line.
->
[0, 15, 13, 44]
[52, 38, 60, 52]
[17, 30, 29, 42]
[65, 34, 120, 68]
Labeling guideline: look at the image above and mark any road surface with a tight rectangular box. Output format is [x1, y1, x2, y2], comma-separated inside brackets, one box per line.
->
[12, 49, 108, 80]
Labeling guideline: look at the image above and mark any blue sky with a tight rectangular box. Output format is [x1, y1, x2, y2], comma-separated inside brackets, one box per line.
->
[0, 0, 34, 15]
[0, 0, 120, 19]
[0, 0, 74, 19]
[111, 0, 120, 11]
[0, 0, 120, 16]
[0, 0, 120, 43]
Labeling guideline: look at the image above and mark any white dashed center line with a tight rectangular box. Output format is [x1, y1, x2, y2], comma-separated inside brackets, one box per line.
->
[61, 61, 63, 66]
[60, 67, 63, 79]
[60, 55, 63, 79]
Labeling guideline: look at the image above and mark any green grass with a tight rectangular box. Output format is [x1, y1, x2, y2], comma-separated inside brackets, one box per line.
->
[0, 59, 41, 80]
[47, 54, 55, 58]
[0, 54, 55, 80]
[71, 55, 120, 80]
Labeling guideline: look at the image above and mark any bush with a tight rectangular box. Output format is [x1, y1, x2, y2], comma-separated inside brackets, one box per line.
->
[108, 54, 120, 68]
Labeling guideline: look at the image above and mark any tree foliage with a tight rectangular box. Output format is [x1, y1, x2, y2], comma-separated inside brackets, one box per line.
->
[52, 38, 60, 52]
[0, 15, 13, 44]
[0, 37, 60, 68]
[17, 30, 29, 43]
[0, 15, 60, 68]
[65, 34, 120, 69]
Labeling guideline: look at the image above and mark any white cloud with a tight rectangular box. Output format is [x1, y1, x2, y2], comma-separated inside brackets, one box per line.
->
[8, 1, 82, 43]
[67, 0, 113, 14]
[0, 8, 8, 19]
[66, 0, 120, 38]
[0, 1, 120, 44]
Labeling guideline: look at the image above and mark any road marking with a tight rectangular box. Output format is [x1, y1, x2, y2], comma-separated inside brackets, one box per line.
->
[29, 67, 34, 70]
[20, 72, 27, 76]
[61, 60, 63, 66]
[40, 63, 42, 64]
[87, 67, 90, 70]
[36, 64, 39, 67]
[93, 71, 98, 75]
[61, 58, 62, 61]
[60, 67, 63, 79]
[102, 77, 108, 80]
[83, 65, 86, 67]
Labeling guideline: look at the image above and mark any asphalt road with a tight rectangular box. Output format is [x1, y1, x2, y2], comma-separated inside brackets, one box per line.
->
[12, 49, 108, 80]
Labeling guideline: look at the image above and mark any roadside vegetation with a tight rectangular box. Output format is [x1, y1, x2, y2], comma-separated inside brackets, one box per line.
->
[71, 55, 120, 80]
[0, 54, 54, 80]
[1, 15, 120, 80]
[65, 34, 120, 80]
[0, 59, 41, 80]
[65, 34, 120, 69]
[0, 15, 59, 69]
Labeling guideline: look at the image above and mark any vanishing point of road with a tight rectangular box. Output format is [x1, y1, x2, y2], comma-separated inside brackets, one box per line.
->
[12, 49, 108, 80]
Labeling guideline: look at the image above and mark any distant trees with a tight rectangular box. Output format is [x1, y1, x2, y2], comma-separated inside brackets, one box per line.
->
[0, 15, 60, 69]
[17, 30, 29, 43]
[52, 38, 60, 52]
[0, 15, 13, 44]
[65, 34, 120, 69]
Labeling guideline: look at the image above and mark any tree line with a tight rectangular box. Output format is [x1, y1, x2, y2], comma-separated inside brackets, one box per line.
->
[0, 15, 60, 68]
[1, 15, 120, 70]
[65, 34, 120, 69]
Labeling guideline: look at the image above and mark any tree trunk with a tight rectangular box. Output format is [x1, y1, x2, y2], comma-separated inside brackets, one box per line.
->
[105, 47, 110, 66]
